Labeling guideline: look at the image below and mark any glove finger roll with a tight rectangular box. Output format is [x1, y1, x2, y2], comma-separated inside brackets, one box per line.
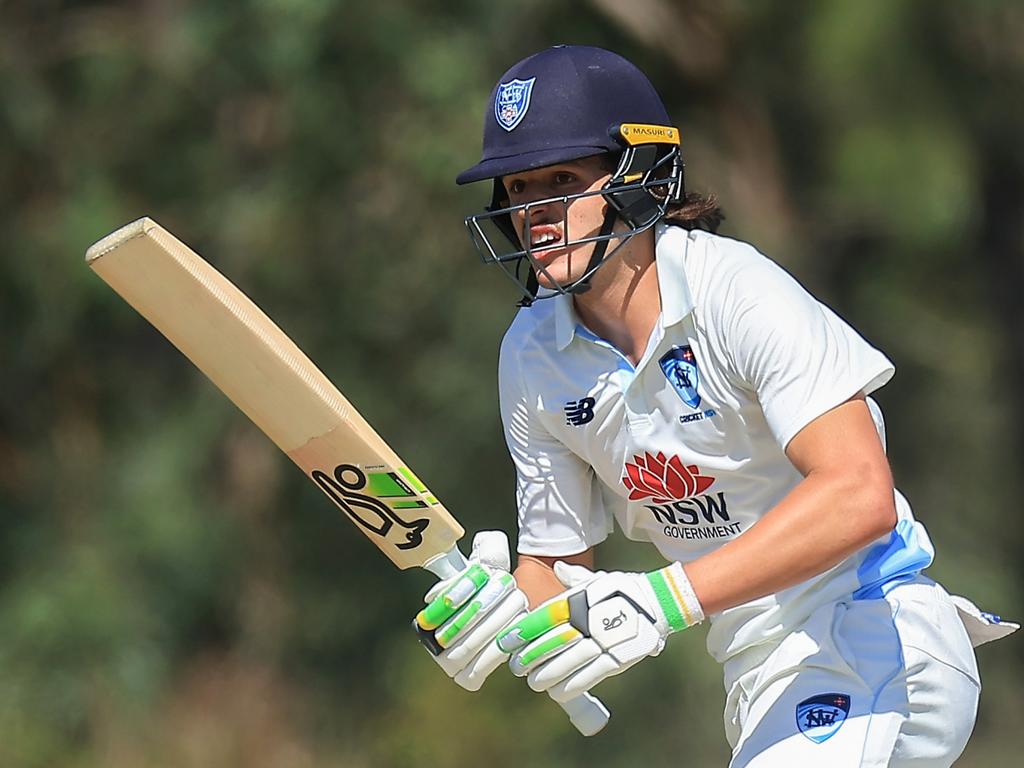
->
[525, 637, 602, 692]
[497, 597, 572, 653]
[469, 530, 512, 571]
[453, 631, 513, 691]
[440, 590, 528, 668]
[416, 563, 489, 631]
[545, 654, 624, 702]
[509, 624, 584, 677]
[434, 572, 515, 649]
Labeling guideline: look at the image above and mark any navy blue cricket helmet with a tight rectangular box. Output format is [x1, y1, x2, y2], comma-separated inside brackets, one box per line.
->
[458, 45, 685, 304]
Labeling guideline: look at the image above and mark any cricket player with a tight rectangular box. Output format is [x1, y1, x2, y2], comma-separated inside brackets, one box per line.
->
[414, 45, 1016, 766]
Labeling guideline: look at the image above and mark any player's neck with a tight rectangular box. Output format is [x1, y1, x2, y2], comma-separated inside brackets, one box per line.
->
[572, 230, 660, 367]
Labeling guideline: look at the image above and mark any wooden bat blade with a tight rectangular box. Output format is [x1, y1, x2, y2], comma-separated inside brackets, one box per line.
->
[86, 217, 463, 569]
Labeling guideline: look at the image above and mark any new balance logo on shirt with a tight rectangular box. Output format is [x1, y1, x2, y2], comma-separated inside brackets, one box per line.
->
[565, 397, 596, 426]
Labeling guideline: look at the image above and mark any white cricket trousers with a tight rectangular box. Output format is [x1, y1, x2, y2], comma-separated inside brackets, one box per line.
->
[723, 577, 980, 767]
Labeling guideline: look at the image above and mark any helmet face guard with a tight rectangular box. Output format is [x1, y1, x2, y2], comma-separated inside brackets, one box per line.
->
[464, 124, 685, 305]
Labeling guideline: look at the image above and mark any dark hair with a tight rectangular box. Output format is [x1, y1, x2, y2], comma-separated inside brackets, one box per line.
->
[597, 152, 724, 233]
[663, 191, 725, 233]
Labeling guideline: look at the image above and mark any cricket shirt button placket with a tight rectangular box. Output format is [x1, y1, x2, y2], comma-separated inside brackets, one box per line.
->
[622, 371, 654, 435]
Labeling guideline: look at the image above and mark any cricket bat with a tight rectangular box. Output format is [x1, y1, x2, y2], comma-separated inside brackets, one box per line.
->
[85, 217, 609, 736]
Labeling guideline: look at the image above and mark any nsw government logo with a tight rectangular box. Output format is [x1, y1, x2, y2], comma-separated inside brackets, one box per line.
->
[796, 693, 851, 743]
[622, 452, 742, 542]
[621, 452, 714, 503]
[495, 77, 536, 132]
[659, 345, 701, 409]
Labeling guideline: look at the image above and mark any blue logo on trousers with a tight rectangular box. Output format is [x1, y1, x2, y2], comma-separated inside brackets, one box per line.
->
[796, 693, 851, 743]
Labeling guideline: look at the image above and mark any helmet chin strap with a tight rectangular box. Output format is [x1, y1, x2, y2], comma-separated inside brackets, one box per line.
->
[563, 204, 619, 295]
[517, 204, 619, 306]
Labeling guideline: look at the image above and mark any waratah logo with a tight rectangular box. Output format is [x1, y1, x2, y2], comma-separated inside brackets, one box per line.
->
[622, 452, 715, 502]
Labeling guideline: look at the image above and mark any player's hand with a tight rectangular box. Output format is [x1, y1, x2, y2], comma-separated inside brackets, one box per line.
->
[496, 561, 704, 702]
[413, 531, 528, 691]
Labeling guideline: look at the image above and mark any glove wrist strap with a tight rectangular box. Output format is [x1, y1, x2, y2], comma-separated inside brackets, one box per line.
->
[646, 562, 704, 632]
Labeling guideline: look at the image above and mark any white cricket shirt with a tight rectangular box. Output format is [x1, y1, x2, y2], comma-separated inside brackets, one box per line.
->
[498, 224, 934, 662]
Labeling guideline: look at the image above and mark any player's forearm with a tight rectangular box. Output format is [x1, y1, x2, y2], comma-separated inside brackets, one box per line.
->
[515, 550, 595, 608]
[684, 463, 897, 616]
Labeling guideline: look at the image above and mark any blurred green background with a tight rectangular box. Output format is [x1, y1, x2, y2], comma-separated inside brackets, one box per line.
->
[2, 1, 1022, 765]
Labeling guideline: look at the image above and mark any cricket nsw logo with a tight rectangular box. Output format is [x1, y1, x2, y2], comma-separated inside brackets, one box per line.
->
[495, 77, 536, 131]
[659, 345, 701, 409]
[622, 452, 715, 503]
[796, 693, 851, 743]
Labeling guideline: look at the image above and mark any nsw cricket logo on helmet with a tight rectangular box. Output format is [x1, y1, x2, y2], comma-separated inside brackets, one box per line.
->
[495, 77, 536, 132]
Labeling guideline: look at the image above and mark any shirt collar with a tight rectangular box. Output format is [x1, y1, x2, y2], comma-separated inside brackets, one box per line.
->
[553, 290, 579, 350]
[654, 222, 696, 328]
[553, 223, 696, 351]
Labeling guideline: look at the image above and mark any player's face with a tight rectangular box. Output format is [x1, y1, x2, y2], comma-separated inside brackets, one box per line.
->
[500, 156, 614, 289]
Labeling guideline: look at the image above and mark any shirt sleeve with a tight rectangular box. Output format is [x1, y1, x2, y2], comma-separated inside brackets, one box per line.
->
[715, 246, 895, 449]
[498, 333, 611, 556]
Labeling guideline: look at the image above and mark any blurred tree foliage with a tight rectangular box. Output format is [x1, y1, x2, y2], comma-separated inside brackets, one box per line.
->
[1, 1, 1022, 766]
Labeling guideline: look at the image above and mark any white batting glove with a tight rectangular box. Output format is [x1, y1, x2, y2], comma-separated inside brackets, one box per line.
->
[496, 561, 703, 703]
[413, 531, 528, 691]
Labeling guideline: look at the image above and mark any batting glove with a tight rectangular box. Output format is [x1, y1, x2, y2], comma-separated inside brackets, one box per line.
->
[496, 561, 704, 703]
[413, 531, 528, 691]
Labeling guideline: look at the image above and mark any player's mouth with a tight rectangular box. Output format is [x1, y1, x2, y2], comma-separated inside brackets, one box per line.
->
[528, 224, 563, 253]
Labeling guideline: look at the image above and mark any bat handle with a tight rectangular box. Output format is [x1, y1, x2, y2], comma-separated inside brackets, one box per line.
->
[423, 547, 611, 737]
[559, 691, 610, 737]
